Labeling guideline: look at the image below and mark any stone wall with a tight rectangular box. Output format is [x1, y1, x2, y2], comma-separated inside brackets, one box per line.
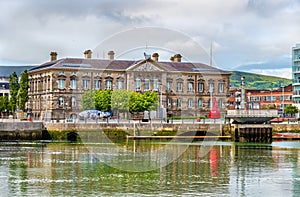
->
[0, 121, 44, 131]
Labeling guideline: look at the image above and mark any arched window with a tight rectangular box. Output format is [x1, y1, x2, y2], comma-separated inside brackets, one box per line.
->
[71, 97, 76, 107]
[58, 97, 64, 107]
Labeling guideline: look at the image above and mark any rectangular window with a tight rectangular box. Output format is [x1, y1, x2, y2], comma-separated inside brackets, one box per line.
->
[218, 99, 223, 109]
[71, 71, 76, 75]
[106, 80, 111, 89]
[218, 83, 224, 93]
[198, 99, 202, 108]
[118, 73, 123, 77]
[198, 82, 204, 92]
[177, 98, 182, 107]
[118, 81, 123, 89]
[59, 71, 64, 75]
[71, 79, 76, 89]
[167, 81, 172, 91]
[153, 79, 158, 91]
[84, 72, 89, 75]
[136, 79, 141, 91]
[94, 80, 100, 90]
[144, 79, 150, 90]
[188, 82, 193, 92]
[83, 80, 89, 90]
[177, 82, 183, 92]
[58, 80, 65, 89]
[71, 97, 76, 107]
[188, 99, 193, 108]
[167, 98, 171, 107]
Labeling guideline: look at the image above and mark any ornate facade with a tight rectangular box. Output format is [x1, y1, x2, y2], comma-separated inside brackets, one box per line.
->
[28, 51, 231, 121]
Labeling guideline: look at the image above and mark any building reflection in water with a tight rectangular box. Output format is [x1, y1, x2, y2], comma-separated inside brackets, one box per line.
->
[2, 141, 300, 196]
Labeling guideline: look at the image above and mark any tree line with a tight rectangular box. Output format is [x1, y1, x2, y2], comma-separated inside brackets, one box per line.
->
[82, 89, 158, 114]
[0, 71, 29, 114]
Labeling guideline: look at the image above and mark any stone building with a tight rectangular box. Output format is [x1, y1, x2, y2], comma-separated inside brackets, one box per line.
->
[28, 50, 231, 121]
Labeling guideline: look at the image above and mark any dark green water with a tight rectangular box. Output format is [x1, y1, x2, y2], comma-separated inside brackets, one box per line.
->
[0, 140, 299, 196]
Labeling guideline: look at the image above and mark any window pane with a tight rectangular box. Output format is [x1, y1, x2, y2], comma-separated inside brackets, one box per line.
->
[71, 79, 76, 89]
[118, 81, 123, 89]
[94, 80, 100, 90]
[153, 79, 158, 91]
[198, 99, 202, 108]
[106, 80, 111, 89]
[83, 80, 89, 90]
[167, 81, 171, 91]
[136, 79, 140, 91]
[144, 79, 149, 90]
[177, 82, 182, 92]
[59, 80, 65, 89]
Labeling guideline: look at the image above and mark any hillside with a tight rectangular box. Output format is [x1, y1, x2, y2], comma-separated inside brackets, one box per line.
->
[230, 71, 291, 90]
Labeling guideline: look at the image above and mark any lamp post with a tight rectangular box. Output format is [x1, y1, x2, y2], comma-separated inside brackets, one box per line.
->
[241, 76, 245, 109]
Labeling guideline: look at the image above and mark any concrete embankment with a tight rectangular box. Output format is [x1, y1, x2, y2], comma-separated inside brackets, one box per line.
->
[0, 121, 47, 140]
[1, 120, 300, 141]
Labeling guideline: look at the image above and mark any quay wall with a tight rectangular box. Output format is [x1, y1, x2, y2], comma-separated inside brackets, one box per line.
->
[1, 121, 300, 141]
[0, 121, 45, 140]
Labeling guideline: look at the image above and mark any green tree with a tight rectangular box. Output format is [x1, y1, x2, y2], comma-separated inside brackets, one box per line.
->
[82, 90, 96, 110]
[129, 91, 158, 113]
[111, 89, 132, 112]
[9, 72, 19, 112]
[95, 89, 112, 111]
[129, 92, 144, 113]
[284, 105, 298, 117]
[17, 70, 29, 111]
[0, 96, 9, 113]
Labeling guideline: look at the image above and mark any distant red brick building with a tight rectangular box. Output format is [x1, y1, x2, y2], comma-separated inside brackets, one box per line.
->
[228, 84, 293, 115]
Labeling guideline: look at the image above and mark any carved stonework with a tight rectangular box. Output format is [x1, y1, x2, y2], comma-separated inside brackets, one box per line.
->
[133, 62, 162, 72]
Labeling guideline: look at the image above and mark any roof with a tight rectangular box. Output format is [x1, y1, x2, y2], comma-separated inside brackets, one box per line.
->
[29, 57, 230, 75]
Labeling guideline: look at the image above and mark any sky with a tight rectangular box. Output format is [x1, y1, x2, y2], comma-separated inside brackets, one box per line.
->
[0, 0, 300, 79]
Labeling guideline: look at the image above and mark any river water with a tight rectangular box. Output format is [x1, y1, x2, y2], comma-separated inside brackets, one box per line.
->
[0, 139, 299, 196]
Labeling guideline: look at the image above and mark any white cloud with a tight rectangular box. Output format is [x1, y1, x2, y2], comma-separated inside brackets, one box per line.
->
[0, 0, 299, 76]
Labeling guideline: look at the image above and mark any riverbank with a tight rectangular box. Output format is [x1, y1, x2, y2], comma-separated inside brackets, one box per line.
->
[1, 120, 300, 141]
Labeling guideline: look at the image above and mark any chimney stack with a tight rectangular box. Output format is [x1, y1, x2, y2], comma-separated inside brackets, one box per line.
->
[152, 53, 159, 61]
[108, 51, 115, 60]
[50, 52, 57, 61]
[170, 56, 174, 62]
[84, 50, 92, 59]
[173, 54, 182, 62]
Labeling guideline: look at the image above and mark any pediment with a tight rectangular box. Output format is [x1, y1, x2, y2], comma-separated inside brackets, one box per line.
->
[133, 62, 163, 72]
[127, 59, 167, 72]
